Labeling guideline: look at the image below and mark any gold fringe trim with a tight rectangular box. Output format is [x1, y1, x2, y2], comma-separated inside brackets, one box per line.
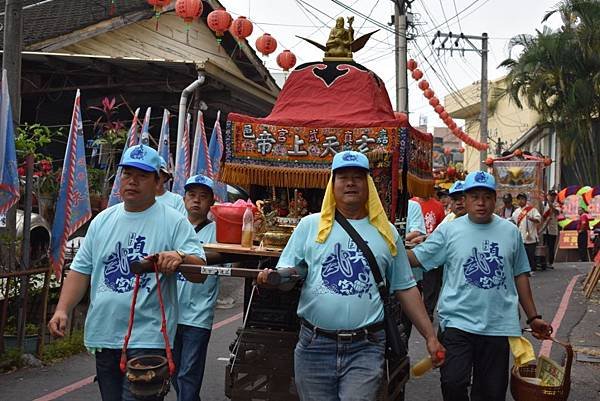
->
[220, 163, 331, 189]
[398, 172, 435, 197]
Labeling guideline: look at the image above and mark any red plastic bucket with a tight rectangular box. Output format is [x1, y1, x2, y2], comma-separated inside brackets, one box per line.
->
[211, 205, 247, 244]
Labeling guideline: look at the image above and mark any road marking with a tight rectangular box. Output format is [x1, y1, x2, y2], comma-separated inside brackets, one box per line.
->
[36, 311, 243, 400]
[33, 375, 95, 401]
[539, 274, 582, 358]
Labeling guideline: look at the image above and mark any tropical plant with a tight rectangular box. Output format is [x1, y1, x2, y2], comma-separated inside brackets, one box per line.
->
[88, 97, 127, 197]
[499, 0, 600, 184]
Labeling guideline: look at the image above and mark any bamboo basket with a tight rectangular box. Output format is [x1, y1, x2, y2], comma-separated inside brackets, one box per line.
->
[510, 338, 572, 401]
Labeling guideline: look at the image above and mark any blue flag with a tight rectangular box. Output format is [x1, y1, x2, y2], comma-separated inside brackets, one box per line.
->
[108, 108, 139, 207]
[172, 113, 191, 195]
[50, 90, 92, 278]
[190, 111, 212, 177]
[158, 109, 170, 162]
[208, 110, 227, 202]
[0, 69, 20, 215]
[139, 107, 151, 145]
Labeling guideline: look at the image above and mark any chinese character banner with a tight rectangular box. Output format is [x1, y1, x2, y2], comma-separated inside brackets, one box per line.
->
[221, 116, 398, 189]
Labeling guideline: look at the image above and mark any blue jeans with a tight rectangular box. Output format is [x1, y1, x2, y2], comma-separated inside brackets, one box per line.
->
[294, 324, 386, 401]
[95, 348, 167, 401]
[172, 325, 211, 401]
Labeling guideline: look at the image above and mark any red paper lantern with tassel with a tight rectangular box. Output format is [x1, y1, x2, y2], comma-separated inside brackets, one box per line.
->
[439, 111, 449, 120]
[276, 50, 297, 71]
[175, 0, 202, 24]
[230, 16, 253, 41]
[207, 8, 232, 44]
[423, 88, 434, 99]
[256, 33, 278, 57]
[458, 147, 465, 153]
[147, 0, 171, 13]
[447, 121, 457, 131]
[434, 105, 444, 114]
[418, 80, 429, 91]
[407, 59, 417, 71]
[411, 69, 423, 80]
[485, 157, 494, 166]
[429, 97, 439, 107]
[544, 158, 552, 166]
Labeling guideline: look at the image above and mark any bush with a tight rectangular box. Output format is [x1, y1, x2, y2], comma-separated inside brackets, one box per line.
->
[40, 330, 86, 364]
[0, 348, 24, 372]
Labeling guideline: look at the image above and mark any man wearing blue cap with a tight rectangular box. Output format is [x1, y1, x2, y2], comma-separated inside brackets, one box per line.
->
[173, 174, 219, 401]
[155, 157, 186, 215]
[48, 144, 205, 401]
[257, 150, 444, 401]
[439, 181, 466, 224]
[407, 171, 552, 401]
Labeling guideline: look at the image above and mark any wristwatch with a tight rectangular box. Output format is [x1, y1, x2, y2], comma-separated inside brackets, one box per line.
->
[175, 250, 186, 261]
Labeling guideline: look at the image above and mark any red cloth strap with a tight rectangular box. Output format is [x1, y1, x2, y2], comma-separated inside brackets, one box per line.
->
[120, 258, 175, 376]
[517, 206, 533, 226]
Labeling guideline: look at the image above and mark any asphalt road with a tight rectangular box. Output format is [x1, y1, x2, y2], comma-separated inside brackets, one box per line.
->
[0, 262, 597, 401]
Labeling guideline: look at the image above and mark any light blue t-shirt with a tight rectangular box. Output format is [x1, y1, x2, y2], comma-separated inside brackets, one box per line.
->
[407, 199, 426, 281]
[71, 201, 204, 349]
[156, 190, 186, 215]
[412, 214, 530, 337]
[277, 213, 416, 331]
[177, 222, 219, 329]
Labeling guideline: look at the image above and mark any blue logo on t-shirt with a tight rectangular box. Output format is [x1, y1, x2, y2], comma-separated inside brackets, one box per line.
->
[321, 242, 373, 297]
[103, 233, 150, 293]
[462, 240, 506, 289]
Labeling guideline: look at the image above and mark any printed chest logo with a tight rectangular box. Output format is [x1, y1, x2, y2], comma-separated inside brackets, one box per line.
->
[103, 233, 151, 293]
[462, 240, 506, 289]
[321, 240, 373, 298]
[424, 211, 437, 234]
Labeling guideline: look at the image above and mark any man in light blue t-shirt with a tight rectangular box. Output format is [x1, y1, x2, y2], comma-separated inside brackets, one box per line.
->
[407, 171, 552, 401]
[156, 156, 186, 215]
[48, 145, 205, 401]
[257, 151, 444, 401]
[173, 174, 219, 401]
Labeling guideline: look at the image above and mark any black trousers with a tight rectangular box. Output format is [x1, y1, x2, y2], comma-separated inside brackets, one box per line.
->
[422, 267, 443, 321]
[439, 328, 510, 401]
[544, 234, 557, 265]
[524, 243, 537, 271]
[578, 231, 589, 262]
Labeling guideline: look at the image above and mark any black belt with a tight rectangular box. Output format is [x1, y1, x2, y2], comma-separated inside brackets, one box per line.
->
[300, 318, 384, 343]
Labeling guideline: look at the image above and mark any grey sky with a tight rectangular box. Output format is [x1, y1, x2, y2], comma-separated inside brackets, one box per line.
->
[221, 0, 561, 128]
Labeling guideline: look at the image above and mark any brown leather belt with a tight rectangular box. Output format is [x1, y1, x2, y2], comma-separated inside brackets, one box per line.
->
[300, 318, 384, 343]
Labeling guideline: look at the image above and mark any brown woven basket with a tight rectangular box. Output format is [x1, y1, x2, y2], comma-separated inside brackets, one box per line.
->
[510, 339, 573, 401]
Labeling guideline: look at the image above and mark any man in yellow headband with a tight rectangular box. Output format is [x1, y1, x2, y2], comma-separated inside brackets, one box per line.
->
[257, 150, 444, 401]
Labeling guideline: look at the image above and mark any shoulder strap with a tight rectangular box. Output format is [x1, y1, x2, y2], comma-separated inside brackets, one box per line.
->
[334, 210, 389, 300]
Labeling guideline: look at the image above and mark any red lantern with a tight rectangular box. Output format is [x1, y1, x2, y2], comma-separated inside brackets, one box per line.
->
[447, 166, 457, 178]
[407, 59, 417, 71]
[423, 89, 434, 99]
[207, 8, 232, 44]
[394, 112, 409, 124]
[176, 0, 202, 24]
[418, 80, 429, 91]
[434, 105, 444, 114]
[276, 50, 297, 71]
[411, 69, 423, 80]
[230, 16, 253, 41]
[447, 121, 457, 131]
[147, 0, 171, 13]
[514, 149, 523, 157]
[429, 97, 439, 107]
[458, 147, 465, 153]
[256, 33, 278, 57]
[444, 147, 451, 156]
[439, 111, 449, 120]
[485, 157, 494, 166]
[444, 116, 453, 125]
[544, 158, 552, 166]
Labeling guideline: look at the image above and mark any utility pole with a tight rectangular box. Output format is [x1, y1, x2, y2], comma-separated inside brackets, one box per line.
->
[432, 31, 489, 169]
[2, 0, 24, 350]
[393, 1, 408, 112]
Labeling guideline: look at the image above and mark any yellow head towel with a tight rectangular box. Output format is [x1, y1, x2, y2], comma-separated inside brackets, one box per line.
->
[316, 175, 397, 256]
[508, 336, 535, 367]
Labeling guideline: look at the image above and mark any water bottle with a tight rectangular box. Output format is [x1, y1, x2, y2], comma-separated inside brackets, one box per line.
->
[241, 203, 254, 248]
[411, 351, 446, 377]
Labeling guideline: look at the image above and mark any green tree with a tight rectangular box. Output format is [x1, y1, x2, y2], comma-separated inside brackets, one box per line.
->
[500, 0, 600, 184]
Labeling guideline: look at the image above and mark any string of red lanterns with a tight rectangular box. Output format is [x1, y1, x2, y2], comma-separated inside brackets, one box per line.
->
[407, 59, 489, 152]
[175, 0, 202, 27]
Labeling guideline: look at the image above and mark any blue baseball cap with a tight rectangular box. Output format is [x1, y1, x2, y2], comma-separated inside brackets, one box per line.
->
[449, 180, 465, 195]
[118, 144, 160, 173]
[184, 174, 214, 192]
[463, 171, 496, 192]
[331, 151, 369, 172]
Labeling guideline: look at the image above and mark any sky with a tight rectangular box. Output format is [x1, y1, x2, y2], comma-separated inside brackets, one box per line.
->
[219, 0, 562, 130]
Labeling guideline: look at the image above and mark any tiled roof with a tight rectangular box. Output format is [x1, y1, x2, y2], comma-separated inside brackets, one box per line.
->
[0, 0, 148, 49]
